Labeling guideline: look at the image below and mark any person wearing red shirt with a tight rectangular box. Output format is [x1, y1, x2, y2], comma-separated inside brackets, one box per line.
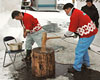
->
[63, 3, 98, 73]
[81, 0, 99, 49]
[11, 10, 45, 62]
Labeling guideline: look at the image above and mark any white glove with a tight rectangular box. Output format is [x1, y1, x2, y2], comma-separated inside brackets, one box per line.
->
[64, 31, 73, 37]
[61, 36, 66, 40]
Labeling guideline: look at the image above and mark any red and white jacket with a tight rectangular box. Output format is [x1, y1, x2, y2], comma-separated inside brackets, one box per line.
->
[22, 13, 42, 32]
[69, 9, 98, 38]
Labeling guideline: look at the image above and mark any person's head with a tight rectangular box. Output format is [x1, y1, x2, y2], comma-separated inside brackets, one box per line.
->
[86, 0, 93, 7]
[11, 10, 23, 20]
[63, 3, 74, 15]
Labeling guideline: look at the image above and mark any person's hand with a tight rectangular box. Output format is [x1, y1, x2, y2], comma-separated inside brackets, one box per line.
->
[73, 34, 78, 38]
[61, 35, 66, 39]
[64, 34, 69, 37]
[64, 31, 73, 37]
[23, 32, 27, 38]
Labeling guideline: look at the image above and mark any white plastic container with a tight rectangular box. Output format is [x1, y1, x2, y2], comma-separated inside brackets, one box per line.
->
[8, 42, 23, 51]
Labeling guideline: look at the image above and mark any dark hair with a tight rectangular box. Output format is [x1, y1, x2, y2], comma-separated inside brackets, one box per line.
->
[11, 10, 21, 19]
[63, 3, 74, 10]
[86, 0, 93, 3]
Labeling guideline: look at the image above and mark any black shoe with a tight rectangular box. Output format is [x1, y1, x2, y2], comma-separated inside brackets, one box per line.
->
[88, 47, 91, 50]
[82, 64, 90, 70]
[68, 67, 80, 73]
[22, 57, 27, 62]
[82, 64, 87, 69]
[22, 57, 31, 62]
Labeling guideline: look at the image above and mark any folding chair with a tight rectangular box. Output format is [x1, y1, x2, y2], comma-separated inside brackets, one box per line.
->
[3, 36, 25, 70]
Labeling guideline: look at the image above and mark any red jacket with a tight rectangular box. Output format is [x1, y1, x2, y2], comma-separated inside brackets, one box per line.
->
[22, 13, 42, 31]
[69, 9, 98, 38]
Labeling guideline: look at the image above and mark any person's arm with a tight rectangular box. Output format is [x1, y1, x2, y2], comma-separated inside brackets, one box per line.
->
[20, 20, 27, 38]
[23, 28, 27, 38]
[64, 31, 73, 37]
[94, 8, 99, 28]
[64, 12, 79, 38]
[68, 10, 78, 33]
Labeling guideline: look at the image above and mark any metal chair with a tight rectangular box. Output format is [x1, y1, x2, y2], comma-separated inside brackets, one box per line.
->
[3, 36, 25, 70]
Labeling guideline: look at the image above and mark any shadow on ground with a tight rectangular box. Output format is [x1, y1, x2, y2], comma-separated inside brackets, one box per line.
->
[12, 63, 100, 80]
[73, 68, 100, 80]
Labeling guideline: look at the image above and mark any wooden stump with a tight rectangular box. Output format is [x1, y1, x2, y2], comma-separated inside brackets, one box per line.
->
[31, 47, 55, 78]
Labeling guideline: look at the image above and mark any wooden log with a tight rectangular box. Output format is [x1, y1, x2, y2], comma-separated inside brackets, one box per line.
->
[32, 47, 55, 78]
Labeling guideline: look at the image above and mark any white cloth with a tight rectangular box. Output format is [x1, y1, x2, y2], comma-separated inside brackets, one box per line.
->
[64, 31, 73, 37]
[61, 31, 73, 40]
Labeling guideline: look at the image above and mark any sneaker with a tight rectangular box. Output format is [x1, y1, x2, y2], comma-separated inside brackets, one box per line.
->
[81, 64, 90, 70]
[68, 67, 80, 73]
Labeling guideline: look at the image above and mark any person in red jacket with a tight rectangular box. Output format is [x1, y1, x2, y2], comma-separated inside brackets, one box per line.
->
[63, 3, 98, 73]
[81, 0, 99, 50]
[11, 10, 45, 62]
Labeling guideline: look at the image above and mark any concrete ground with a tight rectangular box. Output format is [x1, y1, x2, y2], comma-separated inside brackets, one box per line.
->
[6, 27, 100, 80]
[0, 1, 100, 79]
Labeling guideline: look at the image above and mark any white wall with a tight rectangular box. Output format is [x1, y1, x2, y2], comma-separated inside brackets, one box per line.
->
[0, 0, 24, 50]
[57, 0, 77, 8]
[0, 0, 21, 13]
[57, 0, 72, 4]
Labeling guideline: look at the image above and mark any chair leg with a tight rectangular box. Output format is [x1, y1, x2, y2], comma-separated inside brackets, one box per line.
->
[8, 54, 16, 70]
[13, 54, 17, 62]
[3, 52, 7, 67]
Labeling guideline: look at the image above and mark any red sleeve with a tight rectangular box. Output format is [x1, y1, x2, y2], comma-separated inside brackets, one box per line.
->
[23, 14, 39, 30]
[69, 10, 79, 32]
[31, 18, 39, 27]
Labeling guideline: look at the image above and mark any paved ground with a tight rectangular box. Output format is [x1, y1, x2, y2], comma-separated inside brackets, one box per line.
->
[10, 27, 100, 80]
[0, 2, 100, 79]
[0, 21, 100, 80]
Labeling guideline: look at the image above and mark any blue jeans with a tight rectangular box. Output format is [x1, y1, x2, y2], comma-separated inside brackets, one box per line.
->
[73, 35, 95, 71]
